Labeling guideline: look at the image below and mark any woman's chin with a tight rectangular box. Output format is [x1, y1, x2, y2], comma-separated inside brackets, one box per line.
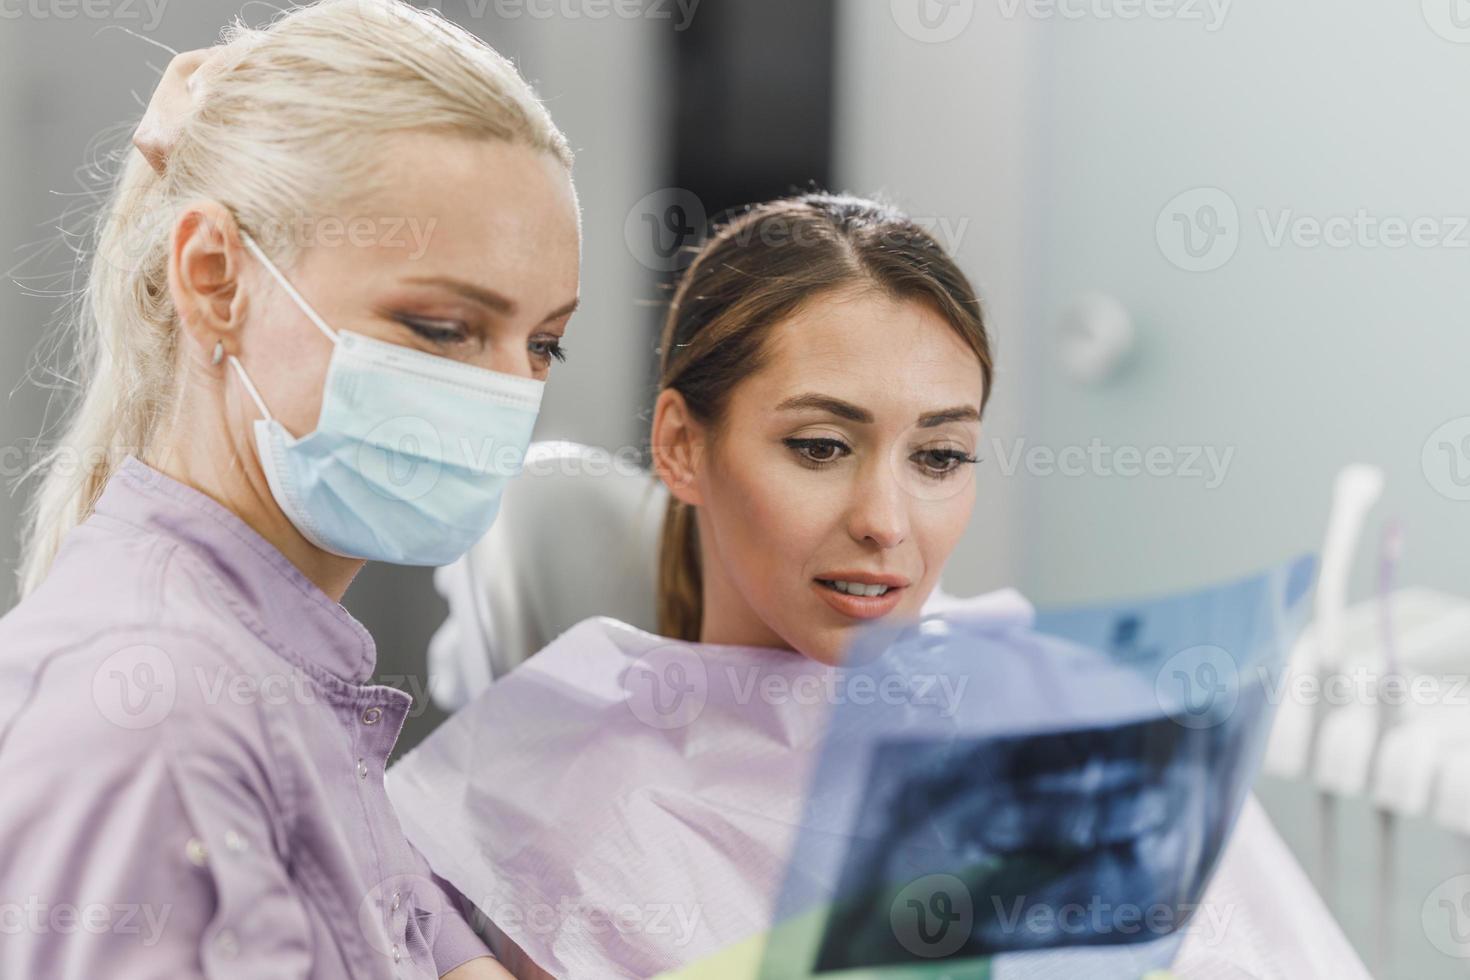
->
[796, 641, 846, 667]
[787, 621, 869, 667]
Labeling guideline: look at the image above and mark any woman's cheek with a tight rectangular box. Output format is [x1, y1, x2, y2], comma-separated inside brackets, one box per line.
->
[921, 485, 978, 569]
[781, 466, 847, 542]
[744, 469, 807, 553]
[721, 444, 796, 563]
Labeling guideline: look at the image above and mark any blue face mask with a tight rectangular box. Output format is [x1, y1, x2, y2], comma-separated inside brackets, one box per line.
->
[226, 231, 544, 566]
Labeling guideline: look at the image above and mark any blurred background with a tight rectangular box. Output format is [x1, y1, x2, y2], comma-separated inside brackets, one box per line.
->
[3, 0, 1469, 975]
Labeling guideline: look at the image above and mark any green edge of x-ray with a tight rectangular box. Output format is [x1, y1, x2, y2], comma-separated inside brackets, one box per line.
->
[651, 899, 995, 980]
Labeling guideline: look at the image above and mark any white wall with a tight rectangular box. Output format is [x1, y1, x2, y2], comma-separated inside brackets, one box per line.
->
[1029, 1, 1470, 607]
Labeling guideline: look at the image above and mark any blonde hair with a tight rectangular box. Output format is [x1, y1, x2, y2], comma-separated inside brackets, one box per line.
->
[655, 194, 994, 641]
[16, 0, 571, 597]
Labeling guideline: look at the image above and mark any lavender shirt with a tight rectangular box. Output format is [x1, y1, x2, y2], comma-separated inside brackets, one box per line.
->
[0, 455, 490, 978]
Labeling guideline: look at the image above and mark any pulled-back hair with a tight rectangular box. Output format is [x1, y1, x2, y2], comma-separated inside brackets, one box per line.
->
[655, 193, 994, 641]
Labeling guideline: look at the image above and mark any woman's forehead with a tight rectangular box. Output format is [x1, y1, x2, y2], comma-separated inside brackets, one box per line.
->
[344, 135, 581, 296]
[750, 290, 986, 417]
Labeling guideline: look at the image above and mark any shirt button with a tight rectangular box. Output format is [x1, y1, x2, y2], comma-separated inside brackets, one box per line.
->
[223, 829, 248, 853]
[391, 890, 401, 911]
[357, 758, 368, 779]
[392, 943, 401, 964]
[217, 930, 239, 958]
[185, 838, 209, 867]
[362, 706, 383, 725]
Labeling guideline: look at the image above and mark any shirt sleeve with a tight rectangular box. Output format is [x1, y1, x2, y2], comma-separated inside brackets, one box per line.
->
[0, 634, 313, 979]
[425, 871, 494, 975]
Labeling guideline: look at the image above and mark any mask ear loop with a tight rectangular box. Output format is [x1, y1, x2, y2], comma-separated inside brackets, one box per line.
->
[227, 351, 274, 422]
[227, 229, 343, 423]
[239, 230, 341, 347]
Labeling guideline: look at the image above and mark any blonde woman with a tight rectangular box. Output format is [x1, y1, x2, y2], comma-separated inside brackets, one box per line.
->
[0, 2, 579, 977]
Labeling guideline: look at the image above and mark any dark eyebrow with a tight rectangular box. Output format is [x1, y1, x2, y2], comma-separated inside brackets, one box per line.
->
[776, 394, 874, 423]
[918, 406, 982, 428]
[778, 393, 982, 428]
[400, 276, 580, 324]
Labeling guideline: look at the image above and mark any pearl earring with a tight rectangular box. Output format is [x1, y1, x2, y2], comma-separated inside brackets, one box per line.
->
[211, 341, 224, 366]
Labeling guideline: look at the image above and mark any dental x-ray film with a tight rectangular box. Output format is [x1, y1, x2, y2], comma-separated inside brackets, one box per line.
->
[751, 554, 1315, 980]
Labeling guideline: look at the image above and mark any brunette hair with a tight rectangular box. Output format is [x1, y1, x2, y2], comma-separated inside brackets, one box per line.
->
[655, 193, 994, 640]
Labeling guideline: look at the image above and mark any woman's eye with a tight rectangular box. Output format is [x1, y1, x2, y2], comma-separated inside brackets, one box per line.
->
[784, 437, 850, 466]
[912, 447, 979, 478]
[397, 316, 466, 345]
[529, 338, 568, 364]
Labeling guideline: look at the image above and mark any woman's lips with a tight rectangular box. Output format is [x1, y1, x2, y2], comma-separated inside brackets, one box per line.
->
[812, 579, 908, 619]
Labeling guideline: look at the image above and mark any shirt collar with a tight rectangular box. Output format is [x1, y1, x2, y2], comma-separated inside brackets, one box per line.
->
[93, 454, 378, 683]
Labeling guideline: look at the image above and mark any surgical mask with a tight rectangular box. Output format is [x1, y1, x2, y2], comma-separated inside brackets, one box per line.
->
[226, 231, 543, 566]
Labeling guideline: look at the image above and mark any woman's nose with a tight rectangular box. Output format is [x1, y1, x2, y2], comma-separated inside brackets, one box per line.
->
[846, 463, 910, 549]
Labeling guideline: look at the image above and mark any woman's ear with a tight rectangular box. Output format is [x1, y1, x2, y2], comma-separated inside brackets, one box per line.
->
[169, 200, 248, 371]
[651, 388, 707, 508]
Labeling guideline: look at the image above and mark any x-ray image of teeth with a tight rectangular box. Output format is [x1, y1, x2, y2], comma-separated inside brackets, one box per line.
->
[757, 554, 1312, 980]
[811, 686, 1269, 971]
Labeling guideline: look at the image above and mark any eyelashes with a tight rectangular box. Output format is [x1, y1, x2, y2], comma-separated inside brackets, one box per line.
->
[397, 315, 465, 345]
[529, 338, 567, 364]
[394, 315, 567, 365]
[912, 447, 980, 476]
[783, 437, 979, 479]
[785, 437, 849, 466]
